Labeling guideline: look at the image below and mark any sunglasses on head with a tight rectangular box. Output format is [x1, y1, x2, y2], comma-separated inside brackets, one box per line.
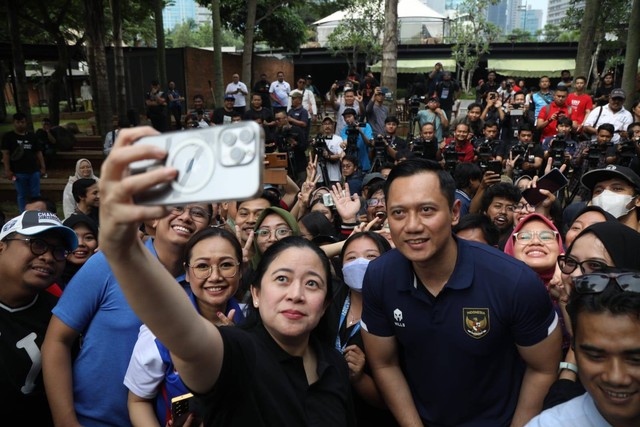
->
[573, 270, 640, 295]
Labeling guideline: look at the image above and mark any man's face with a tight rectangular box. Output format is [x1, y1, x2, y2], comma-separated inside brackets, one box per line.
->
[251, 95, 262, 109]
[385, 121, 397, 135]
[519, 130, 533, 143]
[341, 159, 356, 177]
[427, 100, 439, 111]
[275, 112, 287, 128]
[291, 96, 302, 107]
[380, 167, 392, 179]
[83, 184, 100, 208]
[596, 130, 614, 145]
[609, 97, 625, 112]
[554, 91, 568, 106]
[514, 94, 526, 104]
[297, 79, 306, 89]
[153, 203, 210, 247]
[387, 171, 459, 265]
[488, 73, 496, 82]
[485, 196, 516, 232]
[630, 125, 640, 140]
[14, 118, 27, 133]
[454, 125, 470, 143]
[42, 121, 51, 131]
[344, 91, 355, 106]
[467, 107, 482, 122]
[169, 81, 175, 89]
[575, 311, 640, 427]
[592, 178, 638, 198]
[193, 97, 204, 109]
[561, 71, 571, 80]
[575, 78, 586, 92]
[0, 232, 66, 292]
[344, 114, 356, 125]
[234, 198, 271, 243]
[322, 120, 335, 134]
[539, 78, 550, 89]
[277, 72, 284, 82]
[224, 99, 235, 109]
[232, 74, 239, 83]
[366, 189, 386, 221]
[557, 123, 571, 135]
[483, 125, 498, 140]
[421, 124, 435, 140]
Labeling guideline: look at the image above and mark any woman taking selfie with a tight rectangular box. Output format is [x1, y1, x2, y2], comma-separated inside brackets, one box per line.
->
[98, 127, 355, 426]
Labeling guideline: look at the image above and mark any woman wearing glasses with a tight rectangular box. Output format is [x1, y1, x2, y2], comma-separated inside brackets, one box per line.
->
[544, 221, 640, 410]
[125, 227, 244, 426]
[251, 206, 300, 269]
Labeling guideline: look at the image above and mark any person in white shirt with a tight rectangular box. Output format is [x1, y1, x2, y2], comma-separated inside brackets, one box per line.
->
[269, 71, 291, 113]
[583, 88, 633, 144]
[225, 73, 248, 113]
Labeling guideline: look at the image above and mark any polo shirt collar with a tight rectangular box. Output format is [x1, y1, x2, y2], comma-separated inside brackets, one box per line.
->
[146, 238, 187, 283]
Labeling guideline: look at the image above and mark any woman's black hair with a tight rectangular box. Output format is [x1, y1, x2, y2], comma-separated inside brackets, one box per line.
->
[309, 197, 342, 232]
[244, 236, 334, 344]
[300, 211, 339, 240]
[339, 231, 392, 264]
[182, 227, 242, 267]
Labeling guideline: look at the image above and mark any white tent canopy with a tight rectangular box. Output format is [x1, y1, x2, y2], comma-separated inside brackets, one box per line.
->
[314, 0, 448, 46]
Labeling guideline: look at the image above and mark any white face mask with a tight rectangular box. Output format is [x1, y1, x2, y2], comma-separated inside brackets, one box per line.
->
[592, 190, 636, 218]
[342, 258, 370, 292]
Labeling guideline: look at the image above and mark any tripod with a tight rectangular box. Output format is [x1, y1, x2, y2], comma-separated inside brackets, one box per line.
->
[316, 149, 331, 186]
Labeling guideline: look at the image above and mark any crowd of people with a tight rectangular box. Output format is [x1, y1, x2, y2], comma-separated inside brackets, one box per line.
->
[2, 63, 640, 427]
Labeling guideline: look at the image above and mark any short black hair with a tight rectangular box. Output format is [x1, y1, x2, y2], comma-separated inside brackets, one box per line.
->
[13, 112, 26, 121]
[151, 80, 159, 86]
[467, 102, 482, 112]
[384, 116, 399, 125]
[193, 94, 204, 101]
[384, 159, 455, 209]
[72, 178, 98, 203]
[555, 85, 569, 93]
[597, 123, 615, 135]
[25, 196, 57, 214]
[627, 122, 640, 132]
[518, 123, 534, 133]
[453, 213, 500, 246]
[454, 162, 482, 190]
[557, 116, 573, 127]
[483, 121, 499, 130]
[480, 182, 521, 213]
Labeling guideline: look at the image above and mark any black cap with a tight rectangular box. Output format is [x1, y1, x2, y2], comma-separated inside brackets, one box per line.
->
[581, 165, 640, 192]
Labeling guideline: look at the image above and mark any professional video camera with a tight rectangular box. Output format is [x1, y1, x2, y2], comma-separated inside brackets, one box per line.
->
[617, 137, 639, 167]
[509, 141, 527, 178]
[587, 141, 603, 168]
[549, 134, 567, 169]
[474, 138, 498, 161]
[408, 95, 425, 115]
[410, 137, 438, 160]
[189, 109, 210, 128]
[313, 134, 328, 156]
[442, 143, 464, 173]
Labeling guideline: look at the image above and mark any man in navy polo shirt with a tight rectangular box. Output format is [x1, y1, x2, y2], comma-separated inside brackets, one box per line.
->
[361, 159, 562, 426]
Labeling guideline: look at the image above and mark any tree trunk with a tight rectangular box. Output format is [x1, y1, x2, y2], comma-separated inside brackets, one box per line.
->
[7, 0, 33, 129]
[211, 0, 224, 107]
[622, 0, 640, 110]
[85, 0, 113, 136]
[49, 37, 69, 126]
[574, 0, 599, 78]
[381, 0, 398, 98]
[154, 0, 167, 86]
[111, 0, 128, 122]
[242, 0, 257, 90]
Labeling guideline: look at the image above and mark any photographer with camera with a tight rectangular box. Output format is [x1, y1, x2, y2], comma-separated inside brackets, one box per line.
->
[542, 117, 576, 167]
[244, 93, 275, 127]
[625, 122, 640, 174]
[440, 123, 475, 171]
[509, 123, 544, 177]
[417, 96, 449, 142]
[434, 71, 460, 120]
[569, 124, 618, 201]
[313, 116, 344, 187]
[185, 94, 213, 129]
[274, 110, 307, 182]
[410, 122, 440, 161]
[339, 108, 373, 172]
[330, 86, 363, 136]
[536, 86, 574, 143]
[481, 91, 506, 128]
[377, 116, 407, 162]
[476, 121, 505, 164]
[365, 86, 389, 136]
[502, 91, 533, 144]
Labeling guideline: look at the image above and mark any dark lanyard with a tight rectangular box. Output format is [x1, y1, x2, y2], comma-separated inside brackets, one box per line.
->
[335, 293, 361, 352]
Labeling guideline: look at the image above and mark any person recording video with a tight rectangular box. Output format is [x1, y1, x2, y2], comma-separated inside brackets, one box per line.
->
[339, 108, 373, 171]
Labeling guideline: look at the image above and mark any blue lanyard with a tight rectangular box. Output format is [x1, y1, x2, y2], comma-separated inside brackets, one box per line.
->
[335, 293, 361, 353]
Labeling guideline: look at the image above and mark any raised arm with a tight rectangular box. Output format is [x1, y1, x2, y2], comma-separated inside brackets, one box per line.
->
[98, 127, 224, 394]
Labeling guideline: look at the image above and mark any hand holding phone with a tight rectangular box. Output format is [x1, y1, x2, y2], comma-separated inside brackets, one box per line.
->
[521, 168, 568, 206]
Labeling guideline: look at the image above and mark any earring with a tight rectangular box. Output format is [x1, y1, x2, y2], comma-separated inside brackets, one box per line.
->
[253, 300, 258, 307]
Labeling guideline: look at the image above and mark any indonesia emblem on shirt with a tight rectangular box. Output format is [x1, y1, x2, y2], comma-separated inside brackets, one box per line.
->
[463, 308, 490, 339]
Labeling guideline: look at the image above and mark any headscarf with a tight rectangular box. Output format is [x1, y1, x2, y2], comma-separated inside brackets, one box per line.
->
[566, 205, 617, 227]
[251, 207, 300, 269]
[504, 213, 564, 284]
[568, 221, 640, 270]
[67, 158, 99, 185]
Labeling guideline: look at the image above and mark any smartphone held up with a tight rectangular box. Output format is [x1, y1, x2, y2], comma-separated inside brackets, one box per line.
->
[129, 122, 264, 205]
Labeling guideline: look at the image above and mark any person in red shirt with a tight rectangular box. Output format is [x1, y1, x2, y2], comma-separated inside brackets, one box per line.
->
[441, 122, 475, 163]
[566, 76, 593, 129]
[536, 86, 574, 142]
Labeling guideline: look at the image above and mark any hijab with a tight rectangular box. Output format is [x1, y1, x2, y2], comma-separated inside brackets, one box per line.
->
[568, 221, 640, 270]
[251, 206, 300, 269]
[67, 158, 99, 185]
[504, 213, 564, 284]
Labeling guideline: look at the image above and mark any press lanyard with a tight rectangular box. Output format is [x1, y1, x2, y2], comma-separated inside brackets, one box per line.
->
[335, 293, 361, 352]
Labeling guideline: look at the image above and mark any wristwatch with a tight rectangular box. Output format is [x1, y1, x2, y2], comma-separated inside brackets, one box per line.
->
[558, 361, 578, 375]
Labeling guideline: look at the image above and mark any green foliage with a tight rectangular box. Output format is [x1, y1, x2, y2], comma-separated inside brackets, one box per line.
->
[326, 0, 385, 68]
[563, 0, 631, 43]
[165, 19, 243, 48]
[507, 28, 535, 42]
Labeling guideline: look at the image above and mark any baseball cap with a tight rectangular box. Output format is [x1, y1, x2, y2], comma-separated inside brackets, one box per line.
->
[63, 214, 99, 240]
[363, 172, 385, 187]
[610, 88, 626, 99]
[290, 91, 303, 99]
[321, 116, 335, 123]
[581, 165, 640, 192]
[428, 96, 440, 102]
[305, 75, 312, 80]
[0, 211, 78, 251]
[342, 108, 357, 117]
[224, 94, 235, 101]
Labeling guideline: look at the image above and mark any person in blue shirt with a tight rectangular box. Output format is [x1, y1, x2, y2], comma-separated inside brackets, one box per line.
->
[340, 108, 373, 172]
[361, 158, 562, 426]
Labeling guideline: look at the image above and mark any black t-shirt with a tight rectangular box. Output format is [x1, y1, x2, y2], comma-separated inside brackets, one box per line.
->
[196, 324, 355, 427]
[145, 91, 167, 116]
[0, 292, 58, 426]
[435, 80, 460, 110]
[276, 125, 307, 173]
[1, 131, 42, 173]
[243, 107, 273, 123]
[212, 108, 235, 125]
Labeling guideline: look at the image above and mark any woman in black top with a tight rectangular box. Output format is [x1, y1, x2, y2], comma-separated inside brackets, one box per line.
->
[98, 127, 355, 427]
[593, 72, 615, 107]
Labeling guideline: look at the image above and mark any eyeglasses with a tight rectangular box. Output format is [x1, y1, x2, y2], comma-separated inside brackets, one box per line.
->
[255, 227, 293, 239]
[186, 261, 240, 279]
[171, 206, 211, 224]
[514, 202, 535, 212]
[366, 198, 386, 207]
[557, 255, 610, 275]
[5, 237, 69, 261]
[513, 230, 558, 243]
[573, 271, 640, 294]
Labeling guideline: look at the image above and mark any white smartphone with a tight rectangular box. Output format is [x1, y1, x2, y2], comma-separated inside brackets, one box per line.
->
[130, 122, 264, 205]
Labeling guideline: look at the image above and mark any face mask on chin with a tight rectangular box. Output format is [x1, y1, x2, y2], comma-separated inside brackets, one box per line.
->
[592, 190, 637, 218]
[342, 258, 371, 292]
